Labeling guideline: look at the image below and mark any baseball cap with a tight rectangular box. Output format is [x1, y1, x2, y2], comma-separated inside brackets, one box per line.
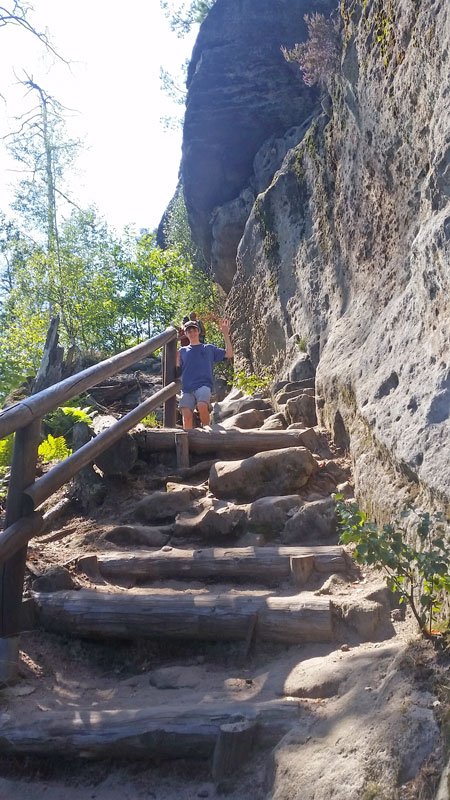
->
[184, 321, 199, 330]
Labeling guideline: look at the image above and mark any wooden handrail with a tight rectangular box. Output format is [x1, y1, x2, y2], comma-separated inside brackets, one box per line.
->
[0, 327, 178, 440]
[0, 325, 180, 658]
[0, 513, 44, 564]
[23, 380, 181, 511]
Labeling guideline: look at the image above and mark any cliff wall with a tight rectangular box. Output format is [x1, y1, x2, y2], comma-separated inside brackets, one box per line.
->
[182, 0, 450, 516]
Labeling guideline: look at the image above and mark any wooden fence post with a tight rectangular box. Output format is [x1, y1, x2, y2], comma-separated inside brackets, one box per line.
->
[0, 418, 41, 683]
[163, 335, 177, 428]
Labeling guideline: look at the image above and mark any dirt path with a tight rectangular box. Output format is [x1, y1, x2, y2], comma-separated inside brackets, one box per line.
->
[0, 399, 447, 799]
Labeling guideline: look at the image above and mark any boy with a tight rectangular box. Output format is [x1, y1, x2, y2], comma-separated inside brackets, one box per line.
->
[177, 318, 232, 429]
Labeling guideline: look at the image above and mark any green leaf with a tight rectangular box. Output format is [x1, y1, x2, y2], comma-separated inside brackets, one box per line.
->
[38, 435, 72, 463]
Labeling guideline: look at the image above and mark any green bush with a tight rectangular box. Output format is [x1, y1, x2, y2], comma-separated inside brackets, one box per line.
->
[233, 369, 273, 396]
[0, 435, 14, 468]
[335, 495, 450, 638]
[45, 405, 94, 443]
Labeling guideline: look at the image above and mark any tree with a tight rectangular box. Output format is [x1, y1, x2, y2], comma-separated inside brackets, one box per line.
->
[163, 184, 206, 270]
[159, 61, 188, 130]
[6, 79, 81, 248]
[160, 0, 215, 36]
[0, 2, 63, 60]
[4, 78, 83, 343]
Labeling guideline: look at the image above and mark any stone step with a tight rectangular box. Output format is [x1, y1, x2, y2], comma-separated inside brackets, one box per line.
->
[0, 698, 300, 761]
[77, 545, 347, 585]
[33, 588, 333, 644]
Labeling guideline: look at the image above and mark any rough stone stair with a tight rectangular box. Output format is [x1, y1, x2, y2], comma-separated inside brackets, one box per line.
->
[1, 388, 391, 785]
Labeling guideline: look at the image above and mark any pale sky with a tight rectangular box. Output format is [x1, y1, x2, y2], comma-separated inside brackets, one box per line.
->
[0, 1, 198, 233]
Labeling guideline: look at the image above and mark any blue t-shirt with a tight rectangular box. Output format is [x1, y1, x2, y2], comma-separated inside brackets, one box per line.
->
[179, 344, 226, 392]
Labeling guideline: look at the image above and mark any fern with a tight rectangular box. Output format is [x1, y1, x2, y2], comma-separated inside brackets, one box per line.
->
[45, 406, 94, 440]
[38, 434, 72, 463]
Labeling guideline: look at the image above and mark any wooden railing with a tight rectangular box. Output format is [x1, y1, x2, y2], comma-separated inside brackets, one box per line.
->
[0, 326, 180, 662]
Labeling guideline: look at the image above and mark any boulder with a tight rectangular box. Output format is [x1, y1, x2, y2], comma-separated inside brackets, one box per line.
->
[335, 599, 384, 639]
[247, 495, 303, 537]
[261, 413, 288, 431]
[211, 377, 230, 402]
[285, 426, 320, 453]
[283, 380, 316, 393]
[288, 354, 315, 382]
[283, 654, 350, 699]
[70, 421, 106, 510]
[274, 389, 307, 410]
[286, 426, 333, 458]
[174, 498, 246, 538]
[209, 447, 318, 501]
[218, 408, 272, 430]
[95, 435, 138, 476]
[285, 393, 317, 427]
[213, 396, 273, 423]
[270, 381, 290, 399]
[149, 665, 204, 690]
[165, 482, 207, 499]
[92, 414, 138, 475]
[315, 574, 350, 596]
[31, 566, 76, 593]
[134, 489, 195, 523]
[322, 460, 350, 484]
[281, 497, 336, 544]
[102, 525, 171, 548]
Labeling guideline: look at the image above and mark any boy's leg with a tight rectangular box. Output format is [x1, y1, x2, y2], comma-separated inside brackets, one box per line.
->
[194, 387, 212, 428]
[181, 407, 194, 429]
[197, 402, 210, 426]
[179, 393, 195, 430]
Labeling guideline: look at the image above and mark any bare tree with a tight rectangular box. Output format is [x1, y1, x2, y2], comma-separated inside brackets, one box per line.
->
[0, 1, 63, 60]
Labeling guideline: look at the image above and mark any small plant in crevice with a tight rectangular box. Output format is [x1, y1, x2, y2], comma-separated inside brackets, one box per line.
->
[140, 412, 160, 428]
[282, 12, 340, 91]
[254, 197, 279, 261]
[297, 336, 308, 352]
[335, 495, 450, 639]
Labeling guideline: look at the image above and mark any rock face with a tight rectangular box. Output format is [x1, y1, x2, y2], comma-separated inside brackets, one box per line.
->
[182, 0, 335, 290]
[184, 0, 450, 516]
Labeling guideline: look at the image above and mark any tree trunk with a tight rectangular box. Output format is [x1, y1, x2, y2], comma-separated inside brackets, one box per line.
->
[33, 588, 332, 644]
[0, 699, 300, 760]
[137, 428, 314, 457]
[77, 546, 346, 584]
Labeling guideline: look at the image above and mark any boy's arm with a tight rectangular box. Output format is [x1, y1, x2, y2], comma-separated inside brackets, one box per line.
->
[219, 319, 233, 359]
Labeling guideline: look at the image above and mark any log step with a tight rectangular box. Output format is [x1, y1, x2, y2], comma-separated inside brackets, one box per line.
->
[0, 699, 300, 760]
[136, 428, 315, 457]
[77, 545, 347, 585]
[33, 589, 332, 644]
